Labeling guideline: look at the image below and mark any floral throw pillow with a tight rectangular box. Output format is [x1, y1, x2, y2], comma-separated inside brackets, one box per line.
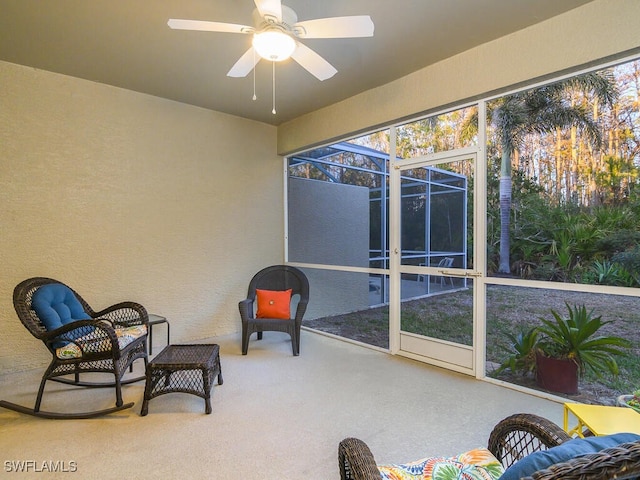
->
[55, 324, 147, 359]
[377, 447, 504, 480]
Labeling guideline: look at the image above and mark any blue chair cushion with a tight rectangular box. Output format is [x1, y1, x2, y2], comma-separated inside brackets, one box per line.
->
[499, 432, 640, 480]
[32, 283, 91, 332]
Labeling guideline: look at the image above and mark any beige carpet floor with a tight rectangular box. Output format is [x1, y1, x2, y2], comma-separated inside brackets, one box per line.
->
[0, 331, 565, 479]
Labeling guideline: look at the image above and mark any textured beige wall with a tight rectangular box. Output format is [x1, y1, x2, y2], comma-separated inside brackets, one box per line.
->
[0, 61, 282, 373]
[278, 0, 640, 155]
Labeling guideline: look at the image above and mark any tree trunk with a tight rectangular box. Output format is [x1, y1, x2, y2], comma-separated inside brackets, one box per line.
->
[555, 128, 563, 204]
[570, 125, 577, 202]
[498, 149, 512, 274]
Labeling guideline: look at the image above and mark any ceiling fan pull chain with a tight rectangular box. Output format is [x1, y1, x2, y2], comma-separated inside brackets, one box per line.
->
[272, 61, 276, 115]
[252, 48, 257, 101]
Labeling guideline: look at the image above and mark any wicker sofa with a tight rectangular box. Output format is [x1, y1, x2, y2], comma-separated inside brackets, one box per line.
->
[338, 413, 640, 480]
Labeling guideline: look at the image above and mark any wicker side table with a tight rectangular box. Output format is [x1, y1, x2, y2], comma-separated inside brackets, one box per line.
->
[147, 314, 170, 355]
[141, 344, 223, 415]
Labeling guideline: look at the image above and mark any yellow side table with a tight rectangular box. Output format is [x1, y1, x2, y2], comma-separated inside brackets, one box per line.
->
[564, 402, 640, 438]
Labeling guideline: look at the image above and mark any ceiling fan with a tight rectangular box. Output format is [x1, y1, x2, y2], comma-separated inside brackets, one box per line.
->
[167, 0, 375, 82]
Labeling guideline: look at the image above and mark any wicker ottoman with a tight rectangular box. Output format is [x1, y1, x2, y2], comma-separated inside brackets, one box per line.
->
[141, 344, 223, 415]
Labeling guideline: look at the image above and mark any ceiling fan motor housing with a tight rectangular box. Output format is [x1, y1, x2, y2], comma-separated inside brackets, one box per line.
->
[252, 4, 298, 33]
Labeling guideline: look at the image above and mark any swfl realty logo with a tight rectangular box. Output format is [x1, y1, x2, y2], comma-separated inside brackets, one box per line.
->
[4, 460, 78, 473]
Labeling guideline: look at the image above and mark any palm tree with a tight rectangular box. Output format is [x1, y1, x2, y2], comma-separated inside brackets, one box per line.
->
[492, 71, 617, 273]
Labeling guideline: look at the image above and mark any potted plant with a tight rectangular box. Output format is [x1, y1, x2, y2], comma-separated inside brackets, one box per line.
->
[534, 303, 631, 394]
[617, 389, 640, 413]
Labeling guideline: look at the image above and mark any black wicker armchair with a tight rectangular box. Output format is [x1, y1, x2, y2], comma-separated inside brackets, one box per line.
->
[338, 413, 640, 480]
[238, 265, 309, 356]
[0, 277, 149, 419]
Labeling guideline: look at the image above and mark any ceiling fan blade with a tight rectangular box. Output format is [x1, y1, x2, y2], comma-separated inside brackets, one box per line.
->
[295, 16, 374, 39]
[291, 43, 337, 81]
[254, 0, 282, 22]
[227, 47, 260, 77]
[167, 19, 251, 34]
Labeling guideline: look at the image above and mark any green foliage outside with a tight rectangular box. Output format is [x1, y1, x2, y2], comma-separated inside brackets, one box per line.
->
[493, 327, 539, 376]
[627, 390, 640, 413]
[485, 167, 640, 285]
[481, 62, 640, 282]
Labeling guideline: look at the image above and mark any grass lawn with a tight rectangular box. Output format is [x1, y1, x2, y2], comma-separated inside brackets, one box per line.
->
[304, 285, 640, 404]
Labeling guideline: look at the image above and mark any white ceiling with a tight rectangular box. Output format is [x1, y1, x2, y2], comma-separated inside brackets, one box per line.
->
[0, 0, 595, 126]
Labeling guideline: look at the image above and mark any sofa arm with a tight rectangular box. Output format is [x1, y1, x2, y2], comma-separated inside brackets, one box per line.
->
[525, 440, 640, 480]
[487, 413, 571, 469]
[338, 437, 381, 480]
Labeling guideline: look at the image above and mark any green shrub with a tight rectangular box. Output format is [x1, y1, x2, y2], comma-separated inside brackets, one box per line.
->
[590, 260, 624, 285]
[596, 230, 640, 254]
[612, 245, 640, 278]
[495, 327, 539, 376]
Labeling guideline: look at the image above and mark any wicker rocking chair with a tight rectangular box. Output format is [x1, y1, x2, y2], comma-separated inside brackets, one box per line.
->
[0, 277, 149, 419]
[339, 413, 640, 480]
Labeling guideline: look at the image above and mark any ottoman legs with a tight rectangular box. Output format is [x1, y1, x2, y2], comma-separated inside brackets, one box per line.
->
[140, 344, 222, 416]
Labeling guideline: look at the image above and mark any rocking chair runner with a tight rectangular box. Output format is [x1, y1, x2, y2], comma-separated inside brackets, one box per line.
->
[0, 277, 149, 419]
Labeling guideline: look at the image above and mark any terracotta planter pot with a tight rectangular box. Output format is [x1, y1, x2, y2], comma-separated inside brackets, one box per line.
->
[535, 352, 579, 394]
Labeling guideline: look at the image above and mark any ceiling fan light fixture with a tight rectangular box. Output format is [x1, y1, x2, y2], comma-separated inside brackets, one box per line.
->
[252, 29, 296, 61]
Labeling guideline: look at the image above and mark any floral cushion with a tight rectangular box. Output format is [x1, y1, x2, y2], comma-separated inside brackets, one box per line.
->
[55, 324, 147, 359]
[378, 447, 504, 480]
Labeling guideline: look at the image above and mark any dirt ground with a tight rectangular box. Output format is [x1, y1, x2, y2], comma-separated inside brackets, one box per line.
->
[304, 285, 640, 406]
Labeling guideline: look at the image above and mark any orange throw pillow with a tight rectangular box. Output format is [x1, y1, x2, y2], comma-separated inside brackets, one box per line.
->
[256, 289, 292, 319]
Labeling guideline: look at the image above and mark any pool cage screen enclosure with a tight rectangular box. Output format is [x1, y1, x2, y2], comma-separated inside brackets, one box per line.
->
[288, 141, 467, 306]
